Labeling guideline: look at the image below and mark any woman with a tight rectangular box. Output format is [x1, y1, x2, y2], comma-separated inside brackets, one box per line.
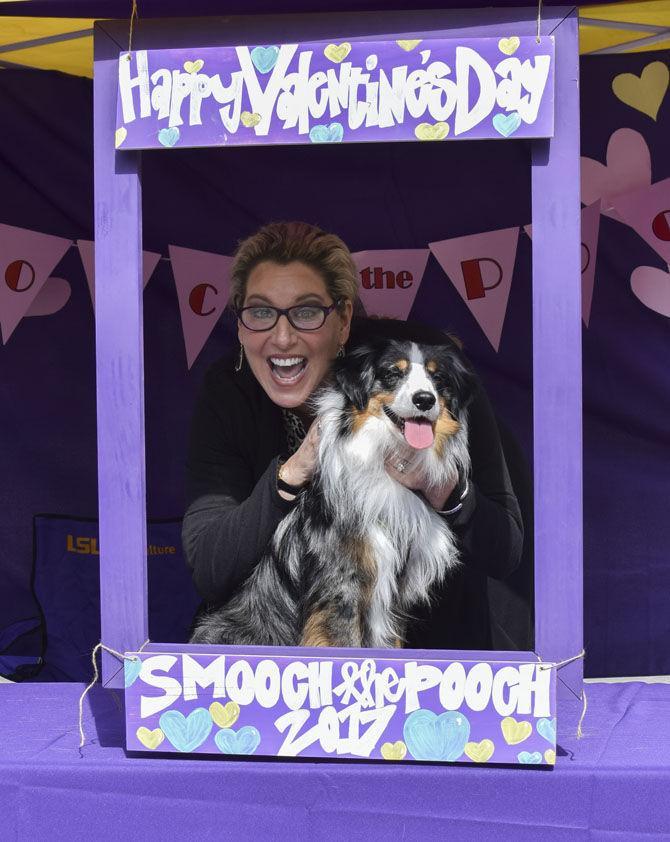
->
[182, 221, 527, 650]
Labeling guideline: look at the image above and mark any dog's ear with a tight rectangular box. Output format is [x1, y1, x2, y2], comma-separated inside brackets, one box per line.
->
[438, 344, 478, 417]
[333, 344, 377, 410]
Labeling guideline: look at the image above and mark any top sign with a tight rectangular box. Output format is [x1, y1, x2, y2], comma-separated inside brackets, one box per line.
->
[115, 36, 555, 151]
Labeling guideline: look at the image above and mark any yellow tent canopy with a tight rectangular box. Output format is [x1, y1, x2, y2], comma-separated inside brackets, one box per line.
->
[0, 1, 668, 79]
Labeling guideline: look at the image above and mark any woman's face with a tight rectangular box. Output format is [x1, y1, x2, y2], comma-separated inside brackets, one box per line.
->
[238, 260, 353, 411]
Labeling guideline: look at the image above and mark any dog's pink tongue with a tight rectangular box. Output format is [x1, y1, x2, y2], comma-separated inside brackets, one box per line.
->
[404, 420, 435, 449]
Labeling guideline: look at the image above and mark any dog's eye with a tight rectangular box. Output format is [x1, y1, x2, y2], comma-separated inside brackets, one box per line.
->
[380, 367, 402, 388]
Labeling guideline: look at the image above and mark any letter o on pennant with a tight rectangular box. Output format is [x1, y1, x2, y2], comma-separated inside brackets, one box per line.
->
[5, 259, 35, 292]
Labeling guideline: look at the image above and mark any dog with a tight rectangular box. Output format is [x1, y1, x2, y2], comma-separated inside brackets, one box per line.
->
[189, 337, 476, 648]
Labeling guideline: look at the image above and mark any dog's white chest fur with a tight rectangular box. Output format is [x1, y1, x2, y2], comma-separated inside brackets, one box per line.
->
[364, 481, 458, 647]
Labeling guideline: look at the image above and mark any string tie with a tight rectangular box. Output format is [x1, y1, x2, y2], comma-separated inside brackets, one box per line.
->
[78, 639, 149, 748]
[536, 649, 587, 739]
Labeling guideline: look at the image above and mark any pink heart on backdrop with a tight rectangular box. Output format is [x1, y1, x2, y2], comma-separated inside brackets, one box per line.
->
[25, 276, 71, 316]
[630, 265, 670, 318]
[581, 128, 651, 220]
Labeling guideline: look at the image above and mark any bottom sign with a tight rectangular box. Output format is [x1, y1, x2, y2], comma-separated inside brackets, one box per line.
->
[124, 649, 557, 765]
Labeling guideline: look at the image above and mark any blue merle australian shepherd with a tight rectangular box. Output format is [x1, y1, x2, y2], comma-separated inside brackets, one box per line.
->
[190, 337, 476, 649]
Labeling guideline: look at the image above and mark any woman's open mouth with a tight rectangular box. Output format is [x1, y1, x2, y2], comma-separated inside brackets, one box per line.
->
[268, 356, 308, 385]
[383, 404, 435, 449]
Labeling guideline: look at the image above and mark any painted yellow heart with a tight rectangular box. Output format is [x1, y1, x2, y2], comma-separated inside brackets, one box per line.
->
[115, 127, 127, 148]
[381, 740, 407, 760]
[209, 701, 240, 728]
[498, 36, 520, 56]
[544, 749, 556, 765]
[612, 62, 669, 121]
[136, 727, 165, 750]
[501, 716, 533, 745]
[324, 43, 351, 64]
[397, 39, 422, 52]
[414, 122, 449, 141]
[184, 59, 204, 74]
[464, 739, 495, 763]
[241, 111, 261, 128]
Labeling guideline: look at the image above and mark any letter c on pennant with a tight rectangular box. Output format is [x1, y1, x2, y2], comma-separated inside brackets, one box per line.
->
[189, 282, 218, 316]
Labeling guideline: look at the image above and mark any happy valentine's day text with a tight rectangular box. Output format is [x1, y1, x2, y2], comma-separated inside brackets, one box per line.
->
[138, 655, 551, 757]
[118, 42, 552, 138]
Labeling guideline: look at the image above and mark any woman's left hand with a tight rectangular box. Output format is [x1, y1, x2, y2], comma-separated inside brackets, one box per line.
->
[385, 450, 459, 511]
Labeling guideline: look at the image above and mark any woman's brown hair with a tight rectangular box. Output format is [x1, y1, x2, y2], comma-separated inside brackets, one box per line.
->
[229, 221, 359, 311]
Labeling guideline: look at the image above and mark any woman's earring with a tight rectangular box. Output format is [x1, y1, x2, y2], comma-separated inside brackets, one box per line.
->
[336, 345, 345, 359]
[235, 344, 244, 372]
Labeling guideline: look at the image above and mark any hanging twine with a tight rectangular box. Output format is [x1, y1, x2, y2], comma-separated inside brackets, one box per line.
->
[126, 0, 139, 61]
[537, 649, 587, 739]
[536, 0, 543, 42]
[78, 639, 150, 748]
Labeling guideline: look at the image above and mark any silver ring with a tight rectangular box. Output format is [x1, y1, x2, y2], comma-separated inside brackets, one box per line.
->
[395, 460, 408, 473]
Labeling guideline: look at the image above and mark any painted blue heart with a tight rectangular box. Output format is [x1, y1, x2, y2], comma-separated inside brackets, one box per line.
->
[518, 751, 543, 764]
[250, 46, 279, 74]
[159, 708, 212, 753]
[309, 123, 344, 144]
[215, 726, 261, 755]
[158, 127, 180, 148]
[123, 657, 142, 688]
[403, 709, 470, 762]
[537, 717, 557, 744]
[492, 111, 521, 138]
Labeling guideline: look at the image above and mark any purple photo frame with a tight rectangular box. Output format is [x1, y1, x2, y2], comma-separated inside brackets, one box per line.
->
[94, 6, 582, 764]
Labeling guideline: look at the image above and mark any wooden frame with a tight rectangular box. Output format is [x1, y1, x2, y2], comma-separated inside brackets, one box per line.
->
[94, 6, 582, 723]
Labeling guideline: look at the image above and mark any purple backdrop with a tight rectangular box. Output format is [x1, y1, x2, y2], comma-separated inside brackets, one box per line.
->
[1, 48, 668, 678]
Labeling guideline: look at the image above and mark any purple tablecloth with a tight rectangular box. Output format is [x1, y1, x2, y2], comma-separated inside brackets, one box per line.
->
[1, 681, 669, 840]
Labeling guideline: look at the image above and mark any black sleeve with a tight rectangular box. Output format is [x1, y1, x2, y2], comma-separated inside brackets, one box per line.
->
[181, 370, 296, 604]
[441, 380, 524, 581]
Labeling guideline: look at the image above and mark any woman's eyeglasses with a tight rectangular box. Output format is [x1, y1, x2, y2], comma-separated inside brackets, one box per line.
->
[237, 300, 342, 332]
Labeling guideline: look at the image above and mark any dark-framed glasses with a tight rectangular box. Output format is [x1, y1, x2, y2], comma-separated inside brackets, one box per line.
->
[237, 300, 343, 332]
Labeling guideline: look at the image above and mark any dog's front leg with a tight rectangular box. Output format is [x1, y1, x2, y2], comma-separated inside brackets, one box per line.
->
[299, 535, 374, 648]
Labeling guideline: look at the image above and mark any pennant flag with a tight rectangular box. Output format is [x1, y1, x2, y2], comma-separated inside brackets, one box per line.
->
[0, 224, 72, 343]
[525, 200, 601, 327]
[581, 128, 651, 221]
[169, 245, 234, 368]
[630, 265, 670, 318]
[609, 177, 670, 266]
[26, 277, 72, 317]
[351, 250, 430, 321]
[429, 227, 519, 351]
[76, 240, 161, 309]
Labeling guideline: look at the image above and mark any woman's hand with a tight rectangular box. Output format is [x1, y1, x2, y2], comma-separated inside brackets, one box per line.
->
[277, 420, 320, 499]
[385, 448, 459, 511]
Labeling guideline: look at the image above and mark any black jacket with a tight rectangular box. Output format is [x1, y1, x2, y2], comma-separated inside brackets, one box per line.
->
[182, 318, 530, 650]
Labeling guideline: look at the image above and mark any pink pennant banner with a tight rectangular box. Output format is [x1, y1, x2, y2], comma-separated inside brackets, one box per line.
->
[25, 277, 72, 317]
[609, 177, 670, 265]
[525, 200, 601, 326]
[630, 264, 670, 318]
[169, 245, 234, 368]
[580, 128, 651, 221]
[429, 227, 519, 351]
[351, 250, 430, 321]
[77, 239, 161, 309]
[0, 224, 72, 343]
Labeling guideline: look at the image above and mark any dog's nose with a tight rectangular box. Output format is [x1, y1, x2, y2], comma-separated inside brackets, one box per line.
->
[412, 391, 436, 411]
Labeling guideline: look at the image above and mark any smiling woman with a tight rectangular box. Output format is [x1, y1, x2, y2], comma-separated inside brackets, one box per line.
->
[182, 221, 527, 651]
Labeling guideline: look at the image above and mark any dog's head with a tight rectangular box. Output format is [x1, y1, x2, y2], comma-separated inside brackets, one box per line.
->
[331, 338, 476, 454]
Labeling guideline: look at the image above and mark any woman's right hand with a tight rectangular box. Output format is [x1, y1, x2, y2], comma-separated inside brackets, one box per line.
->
[277, 420, 320, 498]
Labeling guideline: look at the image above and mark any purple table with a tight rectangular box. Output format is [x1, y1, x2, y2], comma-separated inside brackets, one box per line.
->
[2, 681, 669, 839]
